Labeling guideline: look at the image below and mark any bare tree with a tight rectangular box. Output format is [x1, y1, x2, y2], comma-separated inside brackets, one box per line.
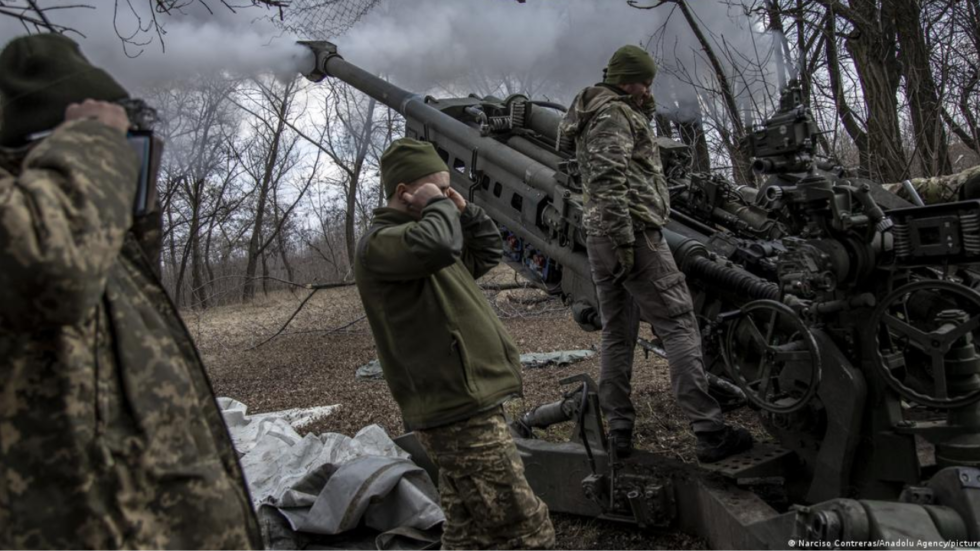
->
[0, 1, 287, 45]
[287, 79, 392, 266]
[149, 77, 243, 308]
[232, 77, 304, 302]
[892, 0, 952, 176]
[632, 0, 780, 183]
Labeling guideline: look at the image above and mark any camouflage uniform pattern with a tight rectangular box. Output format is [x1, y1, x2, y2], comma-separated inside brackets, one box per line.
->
[559, 84, 670, 247]
[0, 120, 261, 549]
[416, 408, 555, 550]
[884, 164, 980, 204]
[561, 84, 728, 436]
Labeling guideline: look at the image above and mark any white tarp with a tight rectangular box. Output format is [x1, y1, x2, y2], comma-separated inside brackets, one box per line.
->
[217, 398, 444, 547]
[520, 349, 595, 368]
[356, 349, 596, 380]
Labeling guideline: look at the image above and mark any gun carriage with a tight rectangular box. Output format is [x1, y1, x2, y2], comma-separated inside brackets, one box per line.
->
[301, 41, 980, 548]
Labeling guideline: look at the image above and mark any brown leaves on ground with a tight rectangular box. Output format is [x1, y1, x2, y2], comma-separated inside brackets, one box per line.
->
[188, 265, 768, 549]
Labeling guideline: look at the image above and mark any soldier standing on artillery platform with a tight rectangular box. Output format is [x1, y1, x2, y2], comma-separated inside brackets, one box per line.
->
[353, 138, 555, 550]
[560, 45, 754, 463]
[0, 34, 261, 548]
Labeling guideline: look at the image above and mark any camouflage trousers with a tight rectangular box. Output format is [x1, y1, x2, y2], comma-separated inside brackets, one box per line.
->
[416, 408, 556, 550]
[587, 229, 725, 433]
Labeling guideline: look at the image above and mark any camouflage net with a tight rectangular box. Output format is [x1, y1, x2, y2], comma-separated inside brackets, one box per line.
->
[0, 1, 379, 38]
[272, 0, 382, 39]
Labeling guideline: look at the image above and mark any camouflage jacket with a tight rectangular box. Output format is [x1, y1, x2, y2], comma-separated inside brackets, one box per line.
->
[884, 164, 980, 205]
[0, 121, 261, 549]
[559, 84, 670, 246]
[354, 199, 522, 430]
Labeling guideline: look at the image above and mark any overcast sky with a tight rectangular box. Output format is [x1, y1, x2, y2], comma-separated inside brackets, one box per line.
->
[1, 0, 781, 118]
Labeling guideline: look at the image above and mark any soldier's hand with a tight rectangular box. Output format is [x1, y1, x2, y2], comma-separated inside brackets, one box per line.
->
[445, 187, 467, 213]
[613, 245, 634, 285]
[401, 183, 445, 212]
[64, 100, 130, 133]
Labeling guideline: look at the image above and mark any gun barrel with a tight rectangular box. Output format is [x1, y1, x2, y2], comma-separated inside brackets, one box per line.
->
[299, 41, 563, 198]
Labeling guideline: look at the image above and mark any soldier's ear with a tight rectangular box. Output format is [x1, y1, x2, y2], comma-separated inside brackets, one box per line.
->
[395, 182, 409, 200]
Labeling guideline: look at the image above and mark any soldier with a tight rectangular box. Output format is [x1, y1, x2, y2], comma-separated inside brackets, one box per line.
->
[884, 165, 980, 205]
[0, 35, 261, 548]
[559, 45, 753, 462]
[354, 138, 555, 550]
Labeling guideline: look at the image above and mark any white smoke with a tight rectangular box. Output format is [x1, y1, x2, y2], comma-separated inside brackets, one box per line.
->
[0, 0, 784, 122]
[335, 0, 783, 123]
[0, 1, 310, 89]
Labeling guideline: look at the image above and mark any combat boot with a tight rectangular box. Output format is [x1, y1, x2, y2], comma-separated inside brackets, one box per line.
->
[609, 429, 633, 459]
[696, 426, 753, 463]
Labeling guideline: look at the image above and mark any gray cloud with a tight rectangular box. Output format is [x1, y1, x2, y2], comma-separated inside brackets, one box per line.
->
[334, 0, 781, 121]
[0, 1, 309, 89]
[1, 1, 782, 121]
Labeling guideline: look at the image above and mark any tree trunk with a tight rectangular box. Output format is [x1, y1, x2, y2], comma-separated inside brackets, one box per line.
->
[278, 228, 295, 283]
[203, 213, 217, 300]
[189, 179, 208, 310]
[767, 0, 789, 89]
[242, 87, 291, 302]
[344, 98, 377, 265]
[261, 247, 269, 296]
[824, 12, 871, 174]
[165, 205, 179, 299]
[675, 0, 752, 183]
[841, 0, 908, 181]
[794, 0, 816, 105]
[892, 0, 952, 176]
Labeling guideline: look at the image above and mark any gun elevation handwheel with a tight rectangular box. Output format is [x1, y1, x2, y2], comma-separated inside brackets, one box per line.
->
[871, 280, 980, 409]
[723, 299, 822, 414]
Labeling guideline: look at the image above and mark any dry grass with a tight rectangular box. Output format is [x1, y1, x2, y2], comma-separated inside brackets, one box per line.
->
[189, 264, 768, 549]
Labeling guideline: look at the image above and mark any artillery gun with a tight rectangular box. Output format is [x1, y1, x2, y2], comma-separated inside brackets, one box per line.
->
[300, 41, 980, 548]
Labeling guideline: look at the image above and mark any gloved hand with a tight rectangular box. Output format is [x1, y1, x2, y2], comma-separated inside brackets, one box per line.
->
[639, 94, 656, 119]
[613, 244, 634, 285]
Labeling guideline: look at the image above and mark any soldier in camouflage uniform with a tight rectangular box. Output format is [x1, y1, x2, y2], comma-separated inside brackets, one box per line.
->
[884, 165, 980, 205]
[354, 138, 555, 549]
[0, 34, 261, 549]
[560, 45, 753, 463]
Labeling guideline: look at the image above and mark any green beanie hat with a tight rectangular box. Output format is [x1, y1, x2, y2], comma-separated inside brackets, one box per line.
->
[380, 138, 449, 198]
[0, 34, 129, 147]
[604, 45, 657, 86]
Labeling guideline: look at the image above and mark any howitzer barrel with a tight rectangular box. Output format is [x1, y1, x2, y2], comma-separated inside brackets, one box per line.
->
[300, 41, 563, 199]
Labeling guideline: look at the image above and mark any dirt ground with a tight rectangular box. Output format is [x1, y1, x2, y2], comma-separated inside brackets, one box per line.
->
[189, 265, 768, 550]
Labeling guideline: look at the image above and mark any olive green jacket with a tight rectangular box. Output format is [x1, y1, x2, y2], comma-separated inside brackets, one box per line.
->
[0, 121, 261, 549]
[354, 198, 523, 430]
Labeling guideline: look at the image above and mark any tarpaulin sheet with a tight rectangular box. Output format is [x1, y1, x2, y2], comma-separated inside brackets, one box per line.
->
[356, 349, 595, 380]
[218, 398, 443, 548]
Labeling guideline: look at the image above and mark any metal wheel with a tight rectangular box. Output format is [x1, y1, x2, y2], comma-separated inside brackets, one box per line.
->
[723, 300, 822, 414]
[871, 280, 980, 409]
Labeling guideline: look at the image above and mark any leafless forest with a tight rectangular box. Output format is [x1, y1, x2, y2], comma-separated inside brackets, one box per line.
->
[3, 0, 980, 310]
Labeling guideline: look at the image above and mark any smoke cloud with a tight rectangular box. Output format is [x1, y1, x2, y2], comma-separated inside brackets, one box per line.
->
[0, 1, 783, 122]
[336, 0, 783, 122]
[0, 1, 309, 89]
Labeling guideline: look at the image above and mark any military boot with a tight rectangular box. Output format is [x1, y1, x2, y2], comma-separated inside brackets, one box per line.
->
[696, 426, 753, 463]
[609, 429, 633, 459]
